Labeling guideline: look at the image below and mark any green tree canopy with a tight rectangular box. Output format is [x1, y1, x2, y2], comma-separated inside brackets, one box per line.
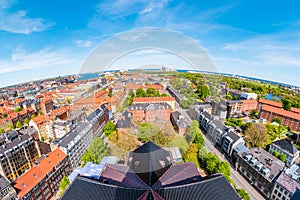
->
[282, 99, 292, 111]
[16, 121, 23, 129]
[244, 123, 268, 148]
[2, 113, 7, 118]
[104, 121, 116, 137]
[146, 88, 160, 97]
[0, 129, 5, 134]
[24, 118, 30, 124]
[31, 114, 36, 119]
[272, 117, 281, 124]
[59, 176, 70, 197]
[182, 144, 199, 168]
[237, 188, 250, 200]
[81, 137, 109, 167]
[14, 107, 22, 112]
[136, 88, 146, 97]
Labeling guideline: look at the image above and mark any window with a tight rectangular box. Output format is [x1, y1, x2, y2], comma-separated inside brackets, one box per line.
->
[274, 189, 278, 194]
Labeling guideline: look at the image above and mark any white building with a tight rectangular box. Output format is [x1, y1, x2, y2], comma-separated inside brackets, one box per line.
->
[240, 92, 258, 100]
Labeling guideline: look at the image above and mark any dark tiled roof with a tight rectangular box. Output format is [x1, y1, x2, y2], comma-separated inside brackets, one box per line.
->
[273, 139, 299, 155]
[128, 141, 172, 186]
[224, 131, 241, 143]
[116, 111, 132, 128]
[61, 176, 148, 200]
[99, 164, 148, 189]
[291, 188, 300, 200]
[153, 162, 201, 188]
[154, 175, 240, 200]
[202, 111, 213, 121]
[211, 119, 227, 131]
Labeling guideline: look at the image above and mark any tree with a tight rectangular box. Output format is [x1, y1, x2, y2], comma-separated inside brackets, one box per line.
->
[161, 93, 168, 97]
[237, 188, 250, 200]
[278, 154, 286, 162]
[136, 88, 146, 97]
[202, 152, 220, 174]
[2, 113, 7, 118]
[108, 90, 113, 97]
[137, 123, 170, 146]
[24, 118, 30, 124]
[14, 107, 22, 112]
[282, 99, 292, 111]
[272, 117, 281, 124]
[31, 114, 36, 119]
[8, 124, 14, 130]
[182, 144, 199, 168]
[249, 110, 258, 118]
[273, 150, 279, 157]
[38, 111, 43, 115]
[0, 129, 5, 134]
[81, 137, 109, 166]
[59, 176, 70, 197]
[244, 123, 268, 148]
[104, 121, 116, 137]
[197, 85, 210, 99]
[146, 88, 160, 97]
[16, 121, 23, 129]
[216, 161, 231, 181]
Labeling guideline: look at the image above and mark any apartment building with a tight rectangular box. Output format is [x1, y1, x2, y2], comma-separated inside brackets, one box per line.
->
[271, 172, 300, 200]
[221, 130, 245, 157]
[133, 96, 175, 110]
[259, 105, 300, 131]
[40, 97, 54, 114]
[0, 134, 39, 181]
[226, 100, 243, 118]
[237, 148, 285, 198]
[13, 148, 70, 200]
[86, 108, 109, 136]
[52, 122, 94, 169]
[269, 140, 299, 166]
[170, 111, 189, 135]
[241, 99, 258, 113]
[128, 102, 172, 122]
[0, 174, 16, 200]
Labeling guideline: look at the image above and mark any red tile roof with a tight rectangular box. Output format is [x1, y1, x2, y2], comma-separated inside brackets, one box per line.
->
[259, 98, 282, 108]
[291, 107, 300, 114]
[14, 148, 67, 198]
[31, 115, 50, 126]
[133, 97, 175, 103]
[262, 105, 300, 120]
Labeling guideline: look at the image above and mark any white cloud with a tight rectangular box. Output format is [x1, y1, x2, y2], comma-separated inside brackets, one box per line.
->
[73, 39, 93, 48]
[0, 0, 54, 34]
[0, 48, 79, 74]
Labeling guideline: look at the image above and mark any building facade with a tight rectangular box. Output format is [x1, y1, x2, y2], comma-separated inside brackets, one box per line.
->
[13, 148, 71, 200]
[237, 148, 285, 198]
[269, 140, 299, 166]
[0, 134, 39, 181]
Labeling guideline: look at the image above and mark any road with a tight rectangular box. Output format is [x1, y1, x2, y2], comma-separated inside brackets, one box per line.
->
[180, 109, 265, 200]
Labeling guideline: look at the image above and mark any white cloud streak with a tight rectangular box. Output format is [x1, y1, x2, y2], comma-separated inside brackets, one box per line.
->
[0, 0, 54, 34]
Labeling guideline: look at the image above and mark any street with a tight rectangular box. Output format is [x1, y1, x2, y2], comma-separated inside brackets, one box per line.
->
[180, 109, 265, 200]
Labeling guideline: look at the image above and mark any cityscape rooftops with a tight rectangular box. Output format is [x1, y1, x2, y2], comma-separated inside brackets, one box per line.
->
[13, 148, 67, 198]
[261, 105, 300, 120]
[272, 139, 299, 156]
[276, 172, 300, 194]
[133, 96, 175, 103]
[0, 134, 33, 155]
[239, 148, 285, 182]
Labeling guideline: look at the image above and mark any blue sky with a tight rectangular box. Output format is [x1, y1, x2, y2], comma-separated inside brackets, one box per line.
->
[0, 0, 300, 87]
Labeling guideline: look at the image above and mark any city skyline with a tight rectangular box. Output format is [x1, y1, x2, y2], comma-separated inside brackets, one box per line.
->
[1, 0, 300, 87]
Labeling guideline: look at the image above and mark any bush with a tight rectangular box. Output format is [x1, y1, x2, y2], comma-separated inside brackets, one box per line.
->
[104, 121, 116, 137]
[14, 107, 22, 112]
[236, 188, 250, 200]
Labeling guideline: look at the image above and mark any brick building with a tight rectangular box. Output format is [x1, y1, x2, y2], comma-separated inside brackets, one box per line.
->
[13, 148, 70, 200]
[241, 99, 258, 113]
[133, 96, 175, 110]
[259, 105, 300, 131]
[128, 103, 172, 122]
[40, 97, 54, 114]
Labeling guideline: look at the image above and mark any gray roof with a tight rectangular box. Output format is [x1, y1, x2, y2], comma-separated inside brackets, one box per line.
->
[202, 111, 213, 121]
[0, 134, 32, 155]
[116, 111, 132, 128]
[210, 119, 228, 131]
[53, 122, 91, 147]
[171, 111, 189, 128]
[233, 143, 249, 154]
[0, 174, 11, 190]
[239, 148, 285, 182]
[276, 172, 300, 194]
[224, 131, 241, 143]
[86, 109, 104, 123]
[128, 102, 171, 111]
[19, 127, 38, 136]
[272, 139, 299, 155]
